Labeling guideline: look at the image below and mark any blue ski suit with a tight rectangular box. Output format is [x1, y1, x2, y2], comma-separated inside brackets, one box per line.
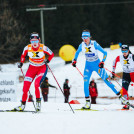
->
[74, 40, 120, 98]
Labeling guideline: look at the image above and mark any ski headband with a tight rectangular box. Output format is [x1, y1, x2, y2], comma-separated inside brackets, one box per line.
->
[82, 31, 91, 38]
[30, 33, 40, 40]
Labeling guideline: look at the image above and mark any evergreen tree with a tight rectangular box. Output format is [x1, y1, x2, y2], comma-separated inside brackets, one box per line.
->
[0, 1, 26, 63]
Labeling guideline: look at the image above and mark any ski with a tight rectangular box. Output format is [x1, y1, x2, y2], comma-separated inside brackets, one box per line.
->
[128, 103, 134, 109]
[0, 110, 37, 113]
[105, 108, 134, 111]
[117, 109, 133, 111]
[75, 108, 98, 111]
[75, 108, 134, 111]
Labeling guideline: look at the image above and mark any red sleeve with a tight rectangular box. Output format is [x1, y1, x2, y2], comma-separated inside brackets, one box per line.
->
[113, 56, 120, 72]
[47, 52, 54, 62]
[20, 46, 28, 63]
[43, 46, 54, 62]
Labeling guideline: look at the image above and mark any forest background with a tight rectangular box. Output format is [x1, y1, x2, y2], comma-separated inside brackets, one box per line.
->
[0, 0, 134, 63]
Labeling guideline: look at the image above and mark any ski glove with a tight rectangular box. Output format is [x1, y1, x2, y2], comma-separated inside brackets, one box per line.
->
[111, 72, 115, 79]
[44, 59, 50, 64]
[18, 62, 23, 68]
[98, 61, 104, 68]
[72, 60, 77, 67]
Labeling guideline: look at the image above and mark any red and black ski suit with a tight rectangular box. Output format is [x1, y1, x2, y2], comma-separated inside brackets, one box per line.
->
[112, 53, 134, 100]
[20, 43, 54, 102]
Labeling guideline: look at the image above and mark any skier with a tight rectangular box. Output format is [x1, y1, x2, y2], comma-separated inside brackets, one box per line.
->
[40, 77, 57, 102]
[112, 44, 134, 109]
[14, 32, 54, 111]
[72, 29, 129, 109]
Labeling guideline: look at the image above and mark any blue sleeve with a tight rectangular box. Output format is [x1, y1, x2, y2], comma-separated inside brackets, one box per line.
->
[74, 44, 82, 61]
[94, 41, 107, 62]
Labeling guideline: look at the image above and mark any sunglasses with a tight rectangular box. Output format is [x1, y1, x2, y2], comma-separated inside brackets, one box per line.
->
[122, 50, 128, 53]
[31, 40, 39, 44]
[82, 36, 89, 39]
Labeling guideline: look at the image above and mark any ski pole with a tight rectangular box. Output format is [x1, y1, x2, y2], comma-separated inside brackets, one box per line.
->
[46, 64, 75, 114]
[104, 67, 126, 88]
[104, 67, 134, 86]
[76, 67, 83, 77]
[104, 67, 120, 78]
[114, 78, 122, 88]
[20, 68, 37, 112]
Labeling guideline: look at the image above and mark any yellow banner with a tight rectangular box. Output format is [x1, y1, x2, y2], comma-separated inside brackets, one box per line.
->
[110, 44, 120, 50]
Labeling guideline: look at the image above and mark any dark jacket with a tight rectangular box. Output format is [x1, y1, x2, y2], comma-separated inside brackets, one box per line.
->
[41, 81, 56, 94]
[63, 82, 70, 96]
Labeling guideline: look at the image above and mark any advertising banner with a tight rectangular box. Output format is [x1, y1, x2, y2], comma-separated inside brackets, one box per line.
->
[0, 73, 17, 102]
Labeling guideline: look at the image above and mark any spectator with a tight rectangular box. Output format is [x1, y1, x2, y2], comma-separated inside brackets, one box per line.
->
[89, 80, 98, 104]
[63, 79, 71, 103]
[40, 77, 57, 102]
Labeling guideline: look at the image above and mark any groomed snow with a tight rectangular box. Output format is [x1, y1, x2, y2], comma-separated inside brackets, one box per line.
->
[0, 46, 134, 134]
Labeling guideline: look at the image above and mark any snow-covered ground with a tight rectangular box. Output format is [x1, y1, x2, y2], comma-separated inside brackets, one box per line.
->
[0, 46, 134, 134]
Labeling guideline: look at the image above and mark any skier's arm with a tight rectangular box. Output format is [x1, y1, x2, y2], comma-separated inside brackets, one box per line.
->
[94, 42, 107, 62]
[20, 46, 28, 63]
[43, 46, 54, 62]
[112, 56, 120, 72]
[73, 44, 82, 61]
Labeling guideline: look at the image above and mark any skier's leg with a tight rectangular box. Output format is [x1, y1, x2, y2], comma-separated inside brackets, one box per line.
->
[15, 65, 36, 111]
[84, 67, 92, 98]
[121, 72, 131, 100]
[34, 65, 47, 111]
[97, 67, 129, 105]
[82, 65, 92, 109]
[122, 80, 130, 100]
[121, 73, 131, 109]
[22, 66, 36, 102]
[97, 68, 119, 94]
[34, 65, 47, 99]
[22, 80, 33, 102]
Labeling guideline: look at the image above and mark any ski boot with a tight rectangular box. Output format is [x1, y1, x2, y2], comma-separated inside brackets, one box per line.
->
[82, 98, 91, 110]
[122, 105, 129, 110]
[118, 94, 130, 106]
[36, 98, 41, 112]
[13, 102, 26, 111]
